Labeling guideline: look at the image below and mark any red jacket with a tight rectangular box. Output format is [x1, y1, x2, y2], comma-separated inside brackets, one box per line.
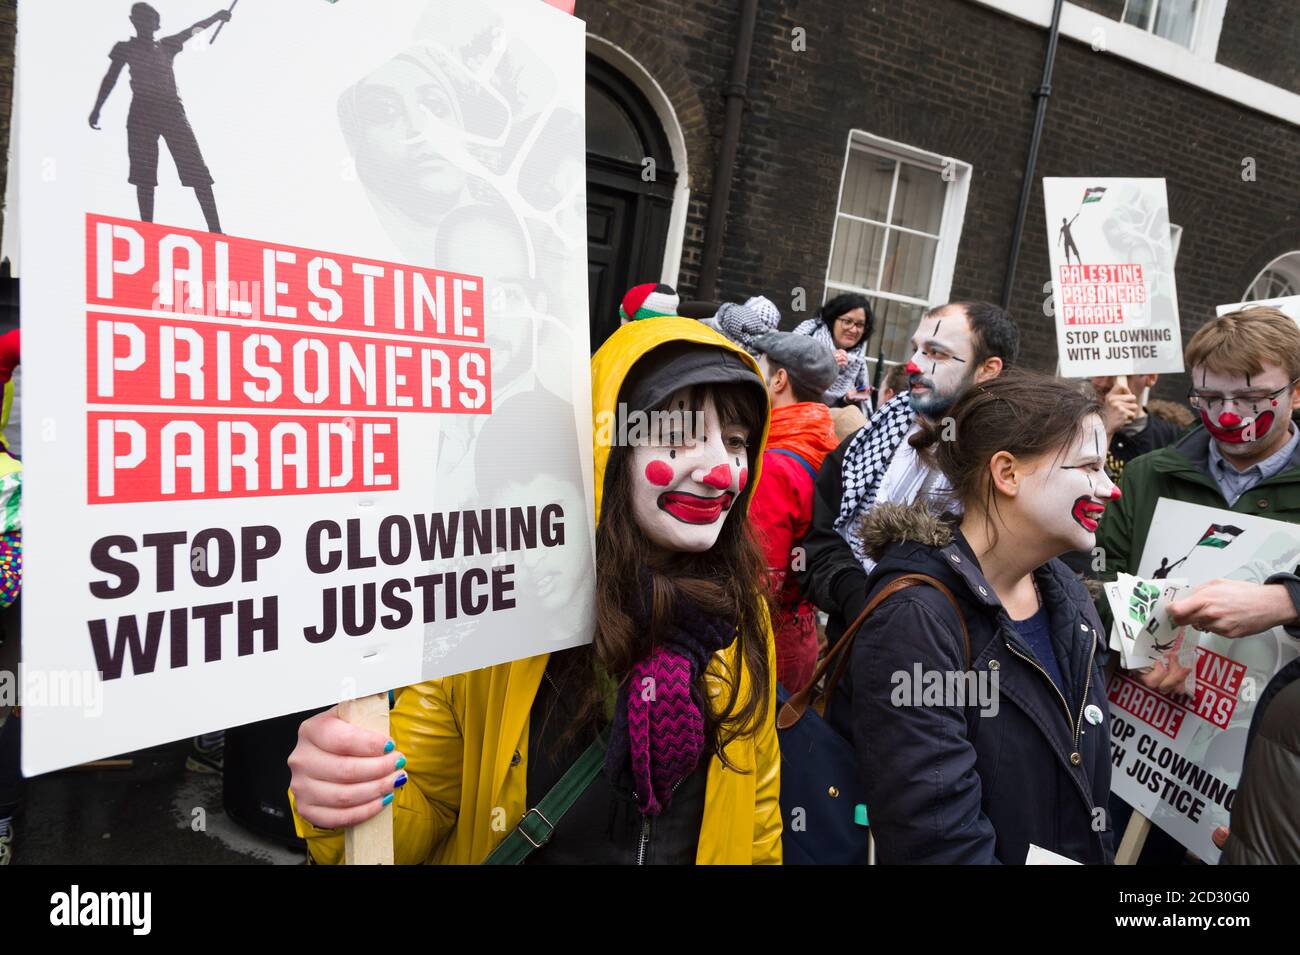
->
[749, 402, 839, 692]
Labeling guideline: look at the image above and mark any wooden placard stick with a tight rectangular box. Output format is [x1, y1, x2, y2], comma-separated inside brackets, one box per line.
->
[1114, 809, 1152, 865]
[340, 692, 394, 865]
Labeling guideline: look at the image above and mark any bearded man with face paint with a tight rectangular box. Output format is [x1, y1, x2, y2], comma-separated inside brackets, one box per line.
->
[1095, 307, 1300, 701]
[797, 301, 1020, 659]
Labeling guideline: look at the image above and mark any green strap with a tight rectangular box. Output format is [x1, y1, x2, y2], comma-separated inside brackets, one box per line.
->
[481, 733, 607, 865]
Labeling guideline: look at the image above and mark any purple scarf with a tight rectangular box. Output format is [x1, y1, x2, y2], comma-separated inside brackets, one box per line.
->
[605, 579, 736, 816]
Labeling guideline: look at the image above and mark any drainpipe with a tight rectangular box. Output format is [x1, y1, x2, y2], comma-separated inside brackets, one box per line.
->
[695, 0, 759, 301]
[1000, 0, 1065, 310]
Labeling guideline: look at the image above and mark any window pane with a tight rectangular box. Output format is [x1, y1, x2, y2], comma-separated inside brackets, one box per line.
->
[840, 150, 893, 222]
[890, 163, 945, 235]
[1123, 0, 1155, 30]
[880, 230, 938, 299]
[1154, 0, 1197, 47]
[828, 219, 886, 288]
[1246, 252, 1300, 301]
[585, 84, 644, 163]
[1249, 270, 1300, 301]
[863, 297, 928, 366]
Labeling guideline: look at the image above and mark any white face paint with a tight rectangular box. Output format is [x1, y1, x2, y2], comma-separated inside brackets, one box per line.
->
[627, 389, 751, 553]
[905, 307, 977, 417]
[1018, 414, 1120, 552]
[1191, 363, 1294, 459]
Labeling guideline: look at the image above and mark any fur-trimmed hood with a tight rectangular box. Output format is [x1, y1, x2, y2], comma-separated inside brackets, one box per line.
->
[856, 500, 1106, 600]
[856, 501, 953, 561]
[1147, 398, 1195, 430]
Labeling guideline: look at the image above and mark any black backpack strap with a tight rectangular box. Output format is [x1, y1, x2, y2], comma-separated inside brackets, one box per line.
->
[778, 572, 971, 729]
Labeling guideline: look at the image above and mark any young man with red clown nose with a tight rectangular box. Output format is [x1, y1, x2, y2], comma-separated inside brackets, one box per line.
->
[1096, 306, 1300, 696]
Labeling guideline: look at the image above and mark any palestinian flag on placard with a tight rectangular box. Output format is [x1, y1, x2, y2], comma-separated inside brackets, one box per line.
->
[1082, 186, 1107, 204]
[1197, 524, 1244, 548]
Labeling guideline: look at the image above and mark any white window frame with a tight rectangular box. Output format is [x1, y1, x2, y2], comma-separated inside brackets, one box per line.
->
[1119, 0, 1225, 57]
[823, 132, 972, 346]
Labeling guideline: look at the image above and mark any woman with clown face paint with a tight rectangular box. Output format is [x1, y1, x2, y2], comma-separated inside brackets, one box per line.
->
[829, 371, 1119, 864]
[288, 318, 782, 864]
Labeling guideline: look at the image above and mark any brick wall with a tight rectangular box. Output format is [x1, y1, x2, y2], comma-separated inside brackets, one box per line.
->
[580, 0, 1300, 399]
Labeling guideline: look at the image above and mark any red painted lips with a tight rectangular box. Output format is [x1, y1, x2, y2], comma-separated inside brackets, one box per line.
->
[1202, 410, 1273, 444]
[1071, 496, 1107, 533]
[659, 491, 735, 525]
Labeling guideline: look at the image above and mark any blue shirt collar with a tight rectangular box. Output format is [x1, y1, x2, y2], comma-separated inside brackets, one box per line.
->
[1208, 421, 1300, 491]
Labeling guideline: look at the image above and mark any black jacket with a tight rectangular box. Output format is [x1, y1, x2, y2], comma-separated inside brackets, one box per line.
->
[795, 434, 869, 649]
[826, 503, 1115, 864]
[1221, 657, 1300, 865]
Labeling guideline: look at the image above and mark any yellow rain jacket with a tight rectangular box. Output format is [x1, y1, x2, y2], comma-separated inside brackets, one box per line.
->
[293, 317, 782, 864]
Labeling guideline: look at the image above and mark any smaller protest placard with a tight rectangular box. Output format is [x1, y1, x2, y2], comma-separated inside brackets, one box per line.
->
[1108, 499, 1300, 861]
[1044, 178, 1184, 377]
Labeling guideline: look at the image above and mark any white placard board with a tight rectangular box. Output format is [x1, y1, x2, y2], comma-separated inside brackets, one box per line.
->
[1107, 499, 1300, 861]
[1045, 178, 1184, 378]
[19, 0, 594, 775]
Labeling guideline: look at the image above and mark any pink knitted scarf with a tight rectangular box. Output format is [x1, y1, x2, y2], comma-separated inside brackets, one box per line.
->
[606, 583, 736, 816]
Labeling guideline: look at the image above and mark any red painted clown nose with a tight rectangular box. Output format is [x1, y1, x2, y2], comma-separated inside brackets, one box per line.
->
[1218, 411, 1243, 427]
[698, 464, 732, 489]
[905, 361, 922, 375]
[1109, 486, 1122, 500]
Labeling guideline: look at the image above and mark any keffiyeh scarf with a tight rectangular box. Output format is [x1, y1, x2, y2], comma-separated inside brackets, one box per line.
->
[834, 392, 917, 562]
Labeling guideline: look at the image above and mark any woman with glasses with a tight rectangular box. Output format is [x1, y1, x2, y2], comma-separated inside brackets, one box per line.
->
[794, 293, 875, 411]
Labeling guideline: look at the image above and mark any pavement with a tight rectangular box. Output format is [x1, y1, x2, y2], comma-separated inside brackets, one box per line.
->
[8, 735, 305, 866]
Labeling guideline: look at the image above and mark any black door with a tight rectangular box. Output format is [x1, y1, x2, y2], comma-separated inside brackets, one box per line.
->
[585, 56, 677, 350]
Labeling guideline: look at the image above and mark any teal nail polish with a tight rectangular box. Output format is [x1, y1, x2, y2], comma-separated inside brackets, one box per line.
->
[394, 756, 407, 771]
[383, 740, 395, 754]
[382, 792, 394, 807]
[394, 773, 408, 788]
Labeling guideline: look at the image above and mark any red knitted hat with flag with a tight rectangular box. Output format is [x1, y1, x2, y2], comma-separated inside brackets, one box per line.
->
[619, 283, 680, 323]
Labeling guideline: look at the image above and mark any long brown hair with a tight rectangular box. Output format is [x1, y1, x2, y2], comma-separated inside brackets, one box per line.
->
[557, 379, 773, 763]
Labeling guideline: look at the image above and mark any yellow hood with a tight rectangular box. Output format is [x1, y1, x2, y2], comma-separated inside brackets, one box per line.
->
[589, 317, 771, 524]
[292, 316, 784, 865]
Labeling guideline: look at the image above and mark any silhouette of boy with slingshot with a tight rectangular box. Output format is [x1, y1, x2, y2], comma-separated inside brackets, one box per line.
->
[89, 3, 235, 233]
[1058, 214, 1082, 266]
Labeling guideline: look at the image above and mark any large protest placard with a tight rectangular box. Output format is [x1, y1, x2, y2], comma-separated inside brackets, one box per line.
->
[1044, 178, 1184, 377]
[1107, 499, 1300, 861]
[18, 0, 594, 775]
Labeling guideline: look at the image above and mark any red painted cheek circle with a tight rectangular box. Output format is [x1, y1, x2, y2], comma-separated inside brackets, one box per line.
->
[739, 468, 748, 492]
[644, 460, 674, 486]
